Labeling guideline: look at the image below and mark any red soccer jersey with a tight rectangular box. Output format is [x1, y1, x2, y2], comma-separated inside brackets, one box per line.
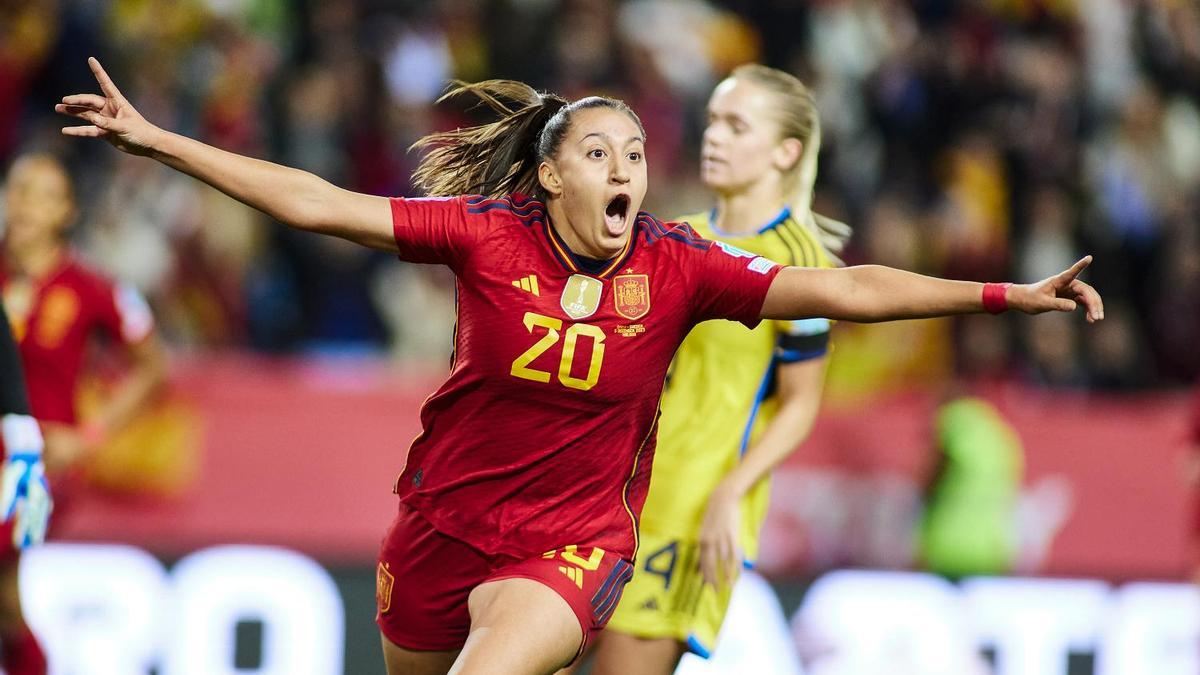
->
[390, 194, 783, 562]
[0, 254, 154, 425]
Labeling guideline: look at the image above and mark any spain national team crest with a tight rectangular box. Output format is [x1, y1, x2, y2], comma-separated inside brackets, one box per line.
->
[613, 274, 650, 320]
[561, 274, 602, 320]
[376, 562, 394, 614]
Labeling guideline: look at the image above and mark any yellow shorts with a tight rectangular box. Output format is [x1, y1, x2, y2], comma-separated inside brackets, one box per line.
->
[605, 529, 742, 657]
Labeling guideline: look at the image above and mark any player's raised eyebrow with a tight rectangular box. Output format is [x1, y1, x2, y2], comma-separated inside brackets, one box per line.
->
[579, 131, 645, 146]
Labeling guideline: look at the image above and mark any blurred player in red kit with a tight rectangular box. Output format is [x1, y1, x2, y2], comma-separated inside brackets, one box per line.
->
[1, 153, 167, 674]
[57, 58, 1103, 675]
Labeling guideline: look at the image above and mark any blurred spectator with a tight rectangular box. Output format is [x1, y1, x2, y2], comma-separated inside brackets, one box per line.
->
[0, 0, 60, 159]
[1084, 300, 1153, 390]
[1015, 184, 1079, 283]
[1020, 312, 1087, 388]
[1150, 215, 1200, 384]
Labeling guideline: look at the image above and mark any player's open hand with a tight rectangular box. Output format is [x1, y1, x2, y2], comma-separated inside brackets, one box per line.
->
[1008, 256, 1105, 323]
[698, 483, 743, 591]
[55, 57, 163, 156]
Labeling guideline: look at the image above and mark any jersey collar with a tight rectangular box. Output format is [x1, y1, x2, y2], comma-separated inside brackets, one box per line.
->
[707, 206, 792, 238]
[543, 217, 637, 279]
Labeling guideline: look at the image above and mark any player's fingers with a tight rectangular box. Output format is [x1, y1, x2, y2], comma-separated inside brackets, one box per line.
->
[56, 103, 102, 118]
[726, 541, 742, 588]
[55, 104, 104, 119]
[1071, 279, 1105, 322]
[88, 57, 125, 101]
[1053, 298, 1077, 313]
[700, 542, 719, 587]
[80, 110, 113, 129]
[55, 106, 113, 129]
[61, 125, 108, 138]
[1056, 255, 1092, 284]
[718, 535, 737, 587]
[61, 94, 107, 109]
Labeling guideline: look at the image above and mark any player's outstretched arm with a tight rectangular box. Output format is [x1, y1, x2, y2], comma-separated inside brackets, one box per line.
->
[56, 58, 394, 252]
[760, 256, 1104, 323]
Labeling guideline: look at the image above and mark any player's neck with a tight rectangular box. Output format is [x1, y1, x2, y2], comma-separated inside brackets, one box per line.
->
[713, 182, 787, 235]
[6, 241, 66, 280]
[545, 200, 621, 261]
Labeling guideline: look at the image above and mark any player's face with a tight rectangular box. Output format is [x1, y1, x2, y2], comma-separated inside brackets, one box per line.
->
[3, 157, 75, 251]
[701, 78, 794, 196]
[543, 106, 647, 259]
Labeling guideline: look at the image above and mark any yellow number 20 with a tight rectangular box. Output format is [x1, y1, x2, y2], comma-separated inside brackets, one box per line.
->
[510, 312, 606, 391]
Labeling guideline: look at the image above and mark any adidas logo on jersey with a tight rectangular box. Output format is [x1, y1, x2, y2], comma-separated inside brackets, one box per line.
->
[512, 275, 540, 296]
[558, 565, 584, 589]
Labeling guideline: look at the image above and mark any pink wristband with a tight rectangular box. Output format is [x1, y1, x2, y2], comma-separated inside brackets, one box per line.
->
[982, 282, 1013, 314]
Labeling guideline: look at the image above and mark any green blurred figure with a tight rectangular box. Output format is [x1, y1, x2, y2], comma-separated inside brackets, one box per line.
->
[918, 396, 1024, 578]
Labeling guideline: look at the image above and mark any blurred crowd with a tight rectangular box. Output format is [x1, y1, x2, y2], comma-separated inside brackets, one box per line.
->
[2, 0, 1198, 390]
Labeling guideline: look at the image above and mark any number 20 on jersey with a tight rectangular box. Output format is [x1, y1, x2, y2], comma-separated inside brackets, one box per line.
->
[510, 312, 606, 391]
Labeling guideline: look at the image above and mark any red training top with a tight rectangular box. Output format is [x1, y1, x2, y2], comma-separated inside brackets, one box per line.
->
[390, 194, 783, 562]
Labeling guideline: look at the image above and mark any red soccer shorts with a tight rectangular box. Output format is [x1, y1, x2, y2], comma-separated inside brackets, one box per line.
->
[375, 502, 633, 656]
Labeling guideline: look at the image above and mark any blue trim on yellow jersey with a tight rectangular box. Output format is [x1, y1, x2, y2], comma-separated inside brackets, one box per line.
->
[687, 634, 713, 659]
[775, 347, 829, 364]
[738, 359, 777, 457]
[708, 206, 792, 238]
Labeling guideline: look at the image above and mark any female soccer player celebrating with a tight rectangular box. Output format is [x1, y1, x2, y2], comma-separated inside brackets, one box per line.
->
[57, 58, 1101, 675]
[588, 64, 846, 673]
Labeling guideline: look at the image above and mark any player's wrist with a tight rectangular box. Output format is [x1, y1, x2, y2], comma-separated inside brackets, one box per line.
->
[147, 127, 183, 162]
[982, 282, 1013, 314]
[1, 415, 43, 457]
[715, 475, 749, 501]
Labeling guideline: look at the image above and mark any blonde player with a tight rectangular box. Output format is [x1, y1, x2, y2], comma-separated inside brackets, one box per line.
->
[584, 65, 849, 674]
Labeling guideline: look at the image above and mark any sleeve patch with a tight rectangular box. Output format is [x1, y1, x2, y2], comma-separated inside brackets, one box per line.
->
[747, 257, 778, 275]
[713, 241, 756, 259]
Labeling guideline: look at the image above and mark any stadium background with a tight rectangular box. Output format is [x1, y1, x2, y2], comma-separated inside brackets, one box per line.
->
[2, 0, 1199, 673]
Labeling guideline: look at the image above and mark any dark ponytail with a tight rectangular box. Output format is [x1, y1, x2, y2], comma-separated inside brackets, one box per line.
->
[411, 80, 644, 199]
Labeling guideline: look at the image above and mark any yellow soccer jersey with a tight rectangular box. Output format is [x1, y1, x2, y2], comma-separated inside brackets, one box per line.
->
[639, 208, 833, 562]
[609, 208, 833, 655]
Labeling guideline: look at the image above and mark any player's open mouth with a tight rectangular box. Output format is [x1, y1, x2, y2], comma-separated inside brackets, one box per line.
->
[604, 194, 630, 237]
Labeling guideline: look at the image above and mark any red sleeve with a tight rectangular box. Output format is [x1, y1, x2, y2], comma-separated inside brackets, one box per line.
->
[681, 234, 783, 327]
[390, 195, 479, 269]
